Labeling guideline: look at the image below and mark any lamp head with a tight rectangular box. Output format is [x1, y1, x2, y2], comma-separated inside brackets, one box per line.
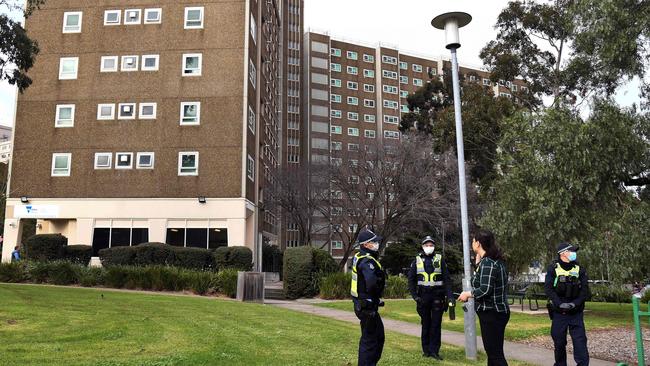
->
[431, 12, 472, 49]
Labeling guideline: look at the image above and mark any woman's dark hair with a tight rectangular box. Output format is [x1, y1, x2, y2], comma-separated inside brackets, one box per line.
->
[472, 229, 503, 260]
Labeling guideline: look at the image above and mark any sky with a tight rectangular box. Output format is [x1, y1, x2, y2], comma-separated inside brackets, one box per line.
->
[0, 0, 641, 127]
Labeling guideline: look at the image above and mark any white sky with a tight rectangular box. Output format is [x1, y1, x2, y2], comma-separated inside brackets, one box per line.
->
[0, 0, 641, 127]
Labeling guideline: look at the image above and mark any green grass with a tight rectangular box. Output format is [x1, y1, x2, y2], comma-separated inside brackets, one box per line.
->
[0, 284, 533, 366]
[317, 299, 641, 341]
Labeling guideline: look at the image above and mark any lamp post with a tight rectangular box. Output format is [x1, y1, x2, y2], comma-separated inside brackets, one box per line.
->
[432, 11, 477, 360]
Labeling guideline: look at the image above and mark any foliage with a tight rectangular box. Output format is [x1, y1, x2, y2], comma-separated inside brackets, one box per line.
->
[63, 245, 93, 265]
[383, 275, 410, 299]
[214, 268, 238, 298]
[319, 272, 352, 300]
[381, 241, 419, 275]
[641, 290, 650, 304]
[262, 243, 283, 274]
[0, 261, 26, 282]
[22, 234, 67, 262]
[99, 243, 219, 271]
[213, 246, 253, 271]
[77, 266, 105, 287]
[589, 284, 631, 304]
[283, 246, 336, 299]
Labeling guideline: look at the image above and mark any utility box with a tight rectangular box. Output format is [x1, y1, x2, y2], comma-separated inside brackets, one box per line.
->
[236, 271, 265, 303]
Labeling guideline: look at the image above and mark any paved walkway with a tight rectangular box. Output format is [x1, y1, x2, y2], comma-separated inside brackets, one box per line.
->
[266, 299, 615, 366]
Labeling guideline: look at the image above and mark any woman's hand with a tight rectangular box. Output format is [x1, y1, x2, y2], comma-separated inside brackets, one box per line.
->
[457, 291, 472, 303]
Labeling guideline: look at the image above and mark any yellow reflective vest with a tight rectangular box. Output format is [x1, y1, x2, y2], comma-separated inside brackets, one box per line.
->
[350, 252, 382, 298]
[416, 254, 443, 287]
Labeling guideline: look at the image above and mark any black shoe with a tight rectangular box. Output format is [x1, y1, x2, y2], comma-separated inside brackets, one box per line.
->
[422, 352, 431, 358]
[431, 353, 443, 360]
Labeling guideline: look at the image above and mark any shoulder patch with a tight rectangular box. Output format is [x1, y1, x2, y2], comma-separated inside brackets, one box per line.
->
[368, 263, 375, 270]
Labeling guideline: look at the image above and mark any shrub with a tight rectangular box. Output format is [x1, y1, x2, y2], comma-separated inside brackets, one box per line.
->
[186, 271, 213, 295]
[590, 284, 631, 303]
[100, 243, 218, 271]
[172, 247, 216, 271]
[0, 262, 27, 283]
[104, 266, 129, 288]
[283, 246, 315, 299]
[381, 241, 419, 275]
[132, 243, 175, 267]
[47, 261, 79, 285]
[384, 275, 409, 299]
[78, 267, 105, 287]
[319, 272, 352, 299]
[214, 247, 253, 271]
[641, 290, 650, 304]
[22, 234, 67, 262]
[215, 268, 239, 298]
[26, 261, 51, 283]
[64, 245, 93, 265]
[99, 246, 137, 267]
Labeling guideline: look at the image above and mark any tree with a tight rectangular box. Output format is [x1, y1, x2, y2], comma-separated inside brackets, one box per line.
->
[0, 0, 44, 92]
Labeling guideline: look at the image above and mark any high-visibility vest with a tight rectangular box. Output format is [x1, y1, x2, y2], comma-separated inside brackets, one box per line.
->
[553, 263, 581, 298]
[416, 254, 443, 287]
[350, 252, 382, 298]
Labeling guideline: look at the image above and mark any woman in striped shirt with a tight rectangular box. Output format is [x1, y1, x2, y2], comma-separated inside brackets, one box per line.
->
[458, 229, 510, 366]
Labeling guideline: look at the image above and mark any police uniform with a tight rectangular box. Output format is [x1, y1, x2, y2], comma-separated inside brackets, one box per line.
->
[407, 237, 453, 360]
[351, 229, 386, 366]
[544, 242, 590, 366]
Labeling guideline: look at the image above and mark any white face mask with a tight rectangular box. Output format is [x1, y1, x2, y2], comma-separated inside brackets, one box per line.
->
[366, 243, 380, 252]
[423, 246, 435, 255]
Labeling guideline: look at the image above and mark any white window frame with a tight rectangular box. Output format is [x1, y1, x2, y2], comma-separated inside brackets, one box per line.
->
[180, 102, 201, 125]
[364, 99, 375, 108]
[330, 48, 341, 57]
[250, 13, 257, 44]
[348, 112, 359, 121]
[184, 7, 204, 29]
[58, 57, 79, 80]
[115, 152, 134, 169]
[97, 104, 115, 120]
[330, 125, 342, 134]
[384, 131, 400, 139]
[413, 78, 423, 87]
[139, 103, 157, 119]
[178, 152, 199, 176]
[363, 69, 374, 78]
[364, 84, 375, 93]
[141, 55, 159, 71]
[364, 114, 376, 123]
[363, 54, 374, 63]
[94, 153, 112, 170]
[346, 51, 358, 60]
[347, 81, 358, 90]
[331, 79, 341, 87]
[62, 11, 82, 33]
[248, 106, 256, 134]
[182, 53, 202, 76]
[117, 103, 137, 120]
[247, 155, 255, 181]
[400, 76, 408, 84]
[382, 55, 397, 65]
[124, 9, 142, 25]
[121, 55, 139, 72]
[347, 127, 359, 136]
[347, 96, 358, 106]
[346, 66, 358, 75]
[364, 130, 376, 138]
[249, 58, 256, 87]
[399, 61, 408, 70]
[104, 10, 121, 26]
[136, 152, 155, 169]
[51, 153, 71, 177]
[330, 63, 341, 72]
[331, 110, 342, 119]
[413, 64, 423, 72]
[144, 8, 162, 24]
[100, 56, 118, 72]
[331, 94, 341, 103]
[55, 104, 75, 128]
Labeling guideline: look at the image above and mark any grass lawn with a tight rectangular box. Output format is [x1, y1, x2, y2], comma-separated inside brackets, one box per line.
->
[317, 299, 641, 341]
[0, 284, 534, 366]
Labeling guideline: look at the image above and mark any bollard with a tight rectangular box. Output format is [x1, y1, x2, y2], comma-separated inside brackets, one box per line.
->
[236, 271, 265, 303]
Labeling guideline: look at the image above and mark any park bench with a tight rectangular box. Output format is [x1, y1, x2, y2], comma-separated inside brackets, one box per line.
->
[508, 282, 546, 311]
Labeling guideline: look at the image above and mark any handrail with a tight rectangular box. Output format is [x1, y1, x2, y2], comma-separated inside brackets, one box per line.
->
[632, 296, 649, 366]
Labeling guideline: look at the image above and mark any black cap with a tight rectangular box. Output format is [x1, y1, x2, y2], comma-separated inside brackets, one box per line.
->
[421, 236, 435, 245]
[357, 228, 382, 245]
[557, 242, 579, 254]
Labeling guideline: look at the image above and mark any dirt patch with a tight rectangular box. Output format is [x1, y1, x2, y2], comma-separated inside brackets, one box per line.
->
[520, 327, 649, 364]
[6, 319, 17, 325]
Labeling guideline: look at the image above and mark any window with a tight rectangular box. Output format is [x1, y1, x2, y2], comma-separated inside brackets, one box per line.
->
[382, 55, 397, 65]
[364, 129, 376, 138]
[364, 84, 375, 92]
[330, 125, 342, 134]
[383, 85, 398, 94]
[384, 131, 400, 139]
[331, 94, 341, 103]
[348, 127, 359, 136]
[54, 104, 75, 128]
[412, 64, 423, 72]
[178, 152, 199, 176]
[347, 81, 358, 90]
[399, 61, 408, 70]
[429, 68, 437, 76]
[94, 153, 112, 169]
[104, 10, 121, 25]
[348, 112, 359, 121]
[364, 99, 375, 108]
[330, 48, 341, 57]
[400, 75, 408, 84]
[144, 8, 162, 24]
[363, 69, 374, 78]
[347, 51, 358, 60]
[363, 54, 374, 63]
[137, 152, 154, 169]
[469, 75, 477, 82]
[347, 66, 358, 75]
[249, 59, 256, 87]
[139, 103, 157, 119]
[250, 13, 257, 44]
[248, 106, 256, 134]
[184, 7, 204, 29]
[51, 153, 71, 176]
[347, 96, 358, 105]
[331, 141, 342, 150]
[115, 152, 133, 169]
[332, 240, 343, 249]
[499, 92, 512, 98]
[383, 100, 398, 109]
[59, 57, 78, 80]
[118, 103, 136, 119]
[100, 56, 118, 72]
[121, 55, 139, 71]
[182, 54, 202, 76]
[512, 84, 518, 92]
[63, 12, 82, 33]
[180, 102, 201, 125]
[141, 55, 159, 71]
[247, 155, 255, 181]
[97, 104, 115, 120]
[384, 115, 399, 124]
[382, 70, 398, 79]
[330, 63, 341, 72]
[364, 114, 376, 123]
[330, 78, 341, 87]
[401, 105, 409, 113]
[348, 143, 359, 151]
[331, 110, 342, 119]
[124, 9, 142, 25]
[483, 78, 491, 86]
[349, 176, 360, 184]
[400, 90, 409, 98]
[413, 78, 423, 87]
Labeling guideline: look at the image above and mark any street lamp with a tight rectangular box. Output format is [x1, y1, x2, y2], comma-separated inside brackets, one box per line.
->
[432, 11, 477, 360]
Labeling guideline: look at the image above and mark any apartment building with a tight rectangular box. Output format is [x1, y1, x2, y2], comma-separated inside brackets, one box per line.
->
[2, 0, 283, 266]
[0, 126, 12, 164]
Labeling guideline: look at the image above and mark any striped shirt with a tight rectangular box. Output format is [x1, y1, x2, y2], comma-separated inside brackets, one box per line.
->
[471, 257, 509, 313]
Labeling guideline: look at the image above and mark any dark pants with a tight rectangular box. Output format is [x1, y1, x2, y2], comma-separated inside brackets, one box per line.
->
[355, 308, 385, 366]
[477, 310, 510, 366]
[551, 312, 589, 366]
[416, 294, 445, 356]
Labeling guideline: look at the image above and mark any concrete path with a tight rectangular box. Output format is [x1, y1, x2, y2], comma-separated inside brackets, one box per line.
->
[266, 299, 615, 366]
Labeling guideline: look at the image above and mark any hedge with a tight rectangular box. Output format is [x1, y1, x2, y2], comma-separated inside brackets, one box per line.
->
[283, 246, 338, 299]
[383, 275, 409, 299]
[318, 272, 410, 300]
[99, 243, 221, 271]
[64, 245, 93, 266]
[22, 234, 68, 262]
[213, 246, 253, 271]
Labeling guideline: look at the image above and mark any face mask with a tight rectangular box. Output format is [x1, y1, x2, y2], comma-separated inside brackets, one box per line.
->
[423, 246, 435, 255]
[366, 243, 379, 252]
[568, 252, 577, 261]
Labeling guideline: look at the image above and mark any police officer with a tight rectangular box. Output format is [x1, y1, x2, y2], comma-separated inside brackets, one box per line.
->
[544, 242, 590, 366]
[407, 236, 453, 360]
[351, 228, 386, 366]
